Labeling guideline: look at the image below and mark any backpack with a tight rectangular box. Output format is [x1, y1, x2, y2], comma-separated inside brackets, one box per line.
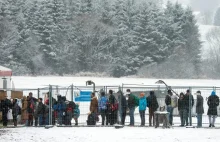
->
[99, 97, 107, 110]
[132, 94, 139, 107]
[87, 113, 96, 125]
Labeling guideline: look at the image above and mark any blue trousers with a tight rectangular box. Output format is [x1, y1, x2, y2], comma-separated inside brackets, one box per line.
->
[167, 106, 173, 125]
[38, 114, 44, 125]
[129, 107, 135, 125]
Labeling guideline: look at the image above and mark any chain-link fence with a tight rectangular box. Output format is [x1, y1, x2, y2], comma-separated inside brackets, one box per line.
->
[0, 84, 220, 128]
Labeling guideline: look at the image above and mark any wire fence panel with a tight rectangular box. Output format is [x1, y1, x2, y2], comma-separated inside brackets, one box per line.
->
[0, 85, 220, 128]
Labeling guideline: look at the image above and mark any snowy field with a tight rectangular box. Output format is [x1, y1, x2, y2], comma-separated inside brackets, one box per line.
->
[1, 126, 220, 142]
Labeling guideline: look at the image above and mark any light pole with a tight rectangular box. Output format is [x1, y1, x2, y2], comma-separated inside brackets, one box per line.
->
[155, 80, 179, 97]
[86, 80, 95, 93]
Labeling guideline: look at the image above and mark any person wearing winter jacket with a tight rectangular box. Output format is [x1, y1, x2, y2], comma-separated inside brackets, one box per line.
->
[117, 90, 127, 125]
[21, 96, 28, 126]
[65, 101, 74, 125]
[98, 92, 108, 125]
[147, 91, 159, 126]
[185, 89, 194, 126]
[73, 103, 80, 126]
[196, 91, 204, 128]
[207, 91, 219, 127]
[108, 90, 118, 125]
[27, 92, 37, 126]
[0, 95, 12, 126]
[37, 98, 45, 126]
[89, 93, 98, 125]
[127, 89, 135, 126]
[12, 99, 20, 127]
[178, 93, 187, 126]
[139, 93, 147, 126]
[165, 90, 177, 125]
[56, 95, 67, 125]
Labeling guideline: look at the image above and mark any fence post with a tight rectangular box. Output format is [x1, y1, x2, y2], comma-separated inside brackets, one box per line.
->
[49, 85, 52, 125]
[122, 83, 124, 92]
[189, 87, 192, 126]
[71, 84, 74, 102]
[37, 88, 40, 99]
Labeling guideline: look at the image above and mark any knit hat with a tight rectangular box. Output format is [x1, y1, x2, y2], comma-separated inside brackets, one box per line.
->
[211, 91, 216, 96]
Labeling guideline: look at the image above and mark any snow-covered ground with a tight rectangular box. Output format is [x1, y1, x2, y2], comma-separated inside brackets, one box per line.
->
[1, 126, 220, 142]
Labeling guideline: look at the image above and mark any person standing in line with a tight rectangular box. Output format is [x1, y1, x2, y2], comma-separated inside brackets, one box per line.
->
[196, 91, 204, 128]
[185, 89, 194, 126]
[126, 89, 135, 126]
[89, 92, 98, 125]
[12, 99, 19, 127]
[147, 91, 159, 126]
[0, 94, 12, 127]
[178, 93, 187, 126]
[98, 92, 108, 125]
[139, 93, 147, 126]
[207, 91, 219, 127]
[117, 90, 127, 125]
[21, 96, 28, 126]
[37, 98, 45, 126]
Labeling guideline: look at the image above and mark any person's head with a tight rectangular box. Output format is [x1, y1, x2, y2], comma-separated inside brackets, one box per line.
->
[101, 92, 105, 97]
[91, 92, 95, 98]
[180, 92, 184, 99]
[23, 96, 27, 101]
[186, 89, 190, 94]
[13, 99, 17, 103]
[150, 91, 154, 96]
[126, 89, 131, 94]
[29, 92, 33, 98]
[109, 90, 113, 95]
[140, 92, 145, 98]
[168, 90, 172, 95]
[38, 98, 42, 102]
[211, 91, 216, 96]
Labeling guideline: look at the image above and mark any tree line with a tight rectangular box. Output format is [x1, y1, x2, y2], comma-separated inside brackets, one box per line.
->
[0, 0, 201, 78]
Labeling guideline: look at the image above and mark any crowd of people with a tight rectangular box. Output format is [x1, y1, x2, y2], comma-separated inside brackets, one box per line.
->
[0, 89, 219, 128]
[0, 92, 80, 127]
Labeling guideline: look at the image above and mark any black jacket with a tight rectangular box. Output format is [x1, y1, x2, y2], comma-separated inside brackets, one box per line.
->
[184, 94, 194, 109]
[165, 95, 171, 106]
[118, 93, 127, 113]
[147, 94, 158, 111]
[207, 95, 219, 116]
[196, 95, 204, 114]
[178, 98, 187, 111]
[0, 99, 12, 113]
[37, 102, 45, 115]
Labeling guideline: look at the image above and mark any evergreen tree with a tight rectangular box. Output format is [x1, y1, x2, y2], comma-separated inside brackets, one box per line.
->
[214, 7, 220, 26]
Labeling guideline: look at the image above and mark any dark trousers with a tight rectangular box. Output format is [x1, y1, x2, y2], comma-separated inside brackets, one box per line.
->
[2, 112, 8, 126]
[149, 108, 155, 126]
[139, 110, 145, 126]
[100, 109, 107, 125]
[121, 112, 126, 125]
[167, 106, 173, 125]
[197, 114, 202, 127]
[13, 115, 17, 126]
[34, 116, 38, 126]
[179, 110, 187, 126]
[186, 109, 189, 125]
[28, 114, 34, 126]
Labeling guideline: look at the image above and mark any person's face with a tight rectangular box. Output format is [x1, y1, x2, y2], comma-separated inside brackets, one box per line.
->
[38, 99, 41, 102]
[180, 95, 184, 99]
[29, 94, 32, 98]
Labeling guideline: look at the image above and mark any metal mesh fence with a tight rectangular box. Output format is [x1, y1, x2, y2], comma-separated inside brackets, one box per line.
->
[0, 85, 220, 128]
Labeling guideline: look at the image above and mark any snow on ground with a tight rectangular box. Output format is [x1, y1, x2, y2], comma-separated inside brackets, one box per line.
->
[1, 126, 220, 142]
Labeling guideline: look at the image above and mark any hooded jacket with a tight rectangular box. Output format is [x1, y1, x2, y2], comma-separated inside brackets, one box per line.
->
[139, 96, 147, 111]
[196, 93, 204, 114]
[207, 91, 219, 116]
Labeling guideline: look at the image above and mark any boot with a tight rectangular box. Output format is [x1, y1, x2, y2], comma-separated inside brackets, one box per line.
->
[14, 121, 17, 127]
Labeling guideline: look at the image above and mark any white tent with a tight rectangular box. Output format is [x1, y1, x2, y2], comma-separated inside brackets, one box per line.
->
[0, 65, 12, 90]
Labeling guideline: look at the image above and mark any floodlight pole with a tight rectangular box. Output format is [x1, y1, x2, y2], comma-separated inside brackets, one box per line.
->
[155, 80, 179, 97]
[86, 80, 95, 93]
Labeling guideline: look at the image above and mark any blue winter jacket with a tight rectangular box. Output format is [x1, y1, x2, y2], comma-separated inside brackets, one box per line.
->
[98, 96, 108, 111]
[139, 97, 147, 111]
